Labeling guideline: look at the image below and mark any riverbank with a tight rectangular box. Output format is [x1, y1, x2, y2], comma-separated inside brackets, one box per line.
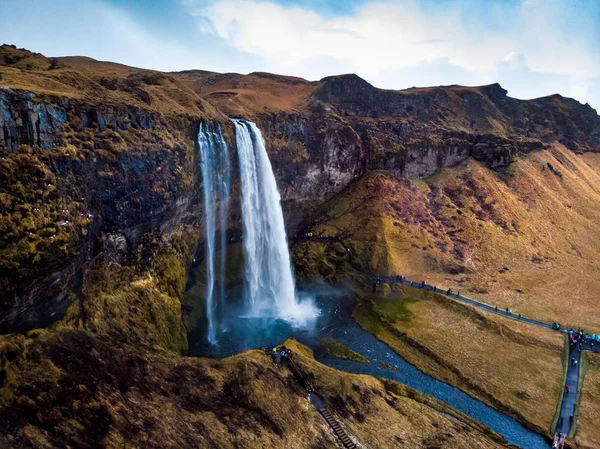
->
[352, 282, 563, 440]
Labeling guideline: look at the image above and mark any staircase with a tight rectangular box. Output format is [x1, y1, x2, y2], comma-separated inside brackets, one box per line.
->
[318, 407, 358, 449]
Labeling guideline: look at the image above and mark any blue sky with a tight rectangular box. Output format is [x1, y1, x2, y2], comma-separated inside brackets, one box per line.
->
[1, 0, 599, 111]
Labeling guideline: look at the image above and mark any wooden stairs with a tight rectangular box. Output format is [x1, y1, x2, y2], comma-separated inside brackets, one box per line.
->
[318, 407, 357, 449]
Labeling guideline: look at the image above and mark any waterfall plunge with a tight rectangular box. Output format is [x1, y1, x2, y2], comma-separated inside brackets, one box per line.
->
[197, 122, 230, 344]
[198, 119, 317, 345]
[233, 119, 317, 326]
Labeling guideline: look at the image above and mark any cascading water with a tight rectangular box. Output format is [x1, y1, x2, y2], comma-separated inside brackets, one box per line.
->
[217, 125, 230, 331]
[197, 121, 230, 344]
[232, 119, 317, 325]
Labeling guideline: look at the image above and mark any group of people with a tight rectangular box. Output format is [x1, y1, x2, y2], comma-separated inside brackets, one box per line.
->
[569, 328, 596, 352]
[270, 344, 293, 367]
[299, 232, 347, 243]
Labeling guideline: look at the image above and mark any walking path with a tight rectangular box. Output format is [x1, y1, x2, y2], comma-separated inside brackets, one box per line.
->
[555, 341, 581, 444]
[373, 274, 554, 329]
[309, 392, 358, 449]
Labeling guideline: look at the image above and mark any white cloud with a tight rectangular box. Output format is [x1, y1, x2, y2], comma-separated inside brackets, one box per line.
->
[185, 0, 600, 110]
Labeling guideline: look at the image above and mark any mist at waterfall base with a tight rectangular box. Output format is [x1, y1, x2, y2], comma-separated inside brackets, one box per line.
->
[195, 119, 318, 351]
[189, 282, 347, 358]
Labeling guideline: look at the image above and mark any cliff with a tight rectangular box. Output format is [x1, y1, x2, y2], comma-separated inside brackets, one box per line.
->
[1, 44, 600, 449]
[0, 45, 230, 344]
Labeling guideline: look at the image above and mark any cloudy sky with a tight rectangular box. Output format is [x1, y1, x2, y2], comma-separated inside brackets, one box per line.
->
[1, 0, 599, 110]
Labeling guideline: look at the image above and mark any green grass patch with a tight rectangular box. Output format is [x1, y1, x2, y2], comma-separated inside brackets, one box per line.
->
[371, 296, 414, 324]
[319, 338, 369, 364]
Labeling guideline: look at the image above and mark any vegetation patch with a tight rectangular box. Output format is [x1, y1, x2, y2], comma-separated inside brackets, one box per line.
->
[377, 362, 398, 371]
[319, 338, 369, 364]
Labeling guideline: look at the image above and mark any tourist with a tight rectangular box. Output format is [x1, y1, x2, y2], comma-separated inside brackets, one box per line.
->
[495, 306, 498, 312]
[518, 313, 521, 319]
[565, 385, 570, 394]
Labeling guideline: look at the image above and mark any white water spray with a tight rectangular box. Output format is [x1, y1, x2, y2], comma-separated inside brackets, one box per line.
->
[233, 119, 317, 325]
[198, 122, 230, 343]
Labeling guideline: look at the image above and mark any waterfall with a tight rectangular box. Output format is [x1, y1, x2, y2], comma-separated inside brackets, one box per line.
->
[197, 121, 230, 344]
[232, 119, 316, 325]
[217, 124, 230, 331]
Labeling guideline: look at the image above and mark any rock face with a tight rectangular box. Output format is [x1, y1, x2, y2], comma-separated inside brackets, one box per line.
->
[231, 75, 598, 226]
[0, 88, 160, 155]
[0, 89, 67, 153]
[0, 88, 207, 334]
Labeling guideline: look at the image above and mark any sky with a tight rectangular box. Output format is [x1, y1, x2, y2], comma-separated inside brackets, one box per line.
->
[0, 0, 599, 111]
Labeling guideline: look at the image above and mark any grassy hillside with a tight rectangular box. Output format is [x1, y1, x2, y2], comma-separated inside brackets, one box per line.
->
[0, 330, 506, 449]
[295, 143, 600, 332]
[0, 45, 222, 118]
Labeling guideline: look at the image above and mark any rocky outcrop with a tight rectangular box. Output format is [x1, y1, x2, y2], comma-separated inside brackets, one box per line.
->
[0, 89, 67, 153]
[0, 90, 210, 334]
[0, 88, 161, 156]
[249, 75, 595, 210]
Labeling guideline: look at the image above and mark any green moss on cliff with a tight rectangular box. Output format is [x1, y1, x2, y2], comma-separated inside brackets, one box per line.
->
[75, 228, 199, 355]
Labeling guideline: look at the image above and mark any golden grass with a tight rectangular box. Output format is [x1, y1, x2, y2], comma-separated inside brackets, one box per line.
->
[574, 352, 600, 449]
[353, 285, 564, 434]
[0, 46, 223, 118]
[191, 73, 319, 118]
